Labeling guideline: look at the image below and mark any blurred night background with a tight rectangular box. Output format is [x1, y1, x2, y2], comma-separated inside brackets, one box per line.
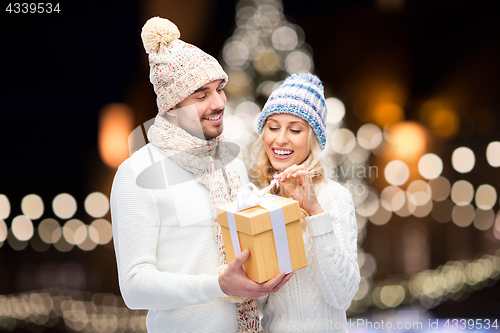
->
[1, 0, 500, 332]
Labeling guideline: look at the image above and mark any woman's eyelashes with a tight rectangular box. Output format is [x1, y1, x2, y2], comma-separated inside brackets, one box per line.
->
[268, 126, 301, 133]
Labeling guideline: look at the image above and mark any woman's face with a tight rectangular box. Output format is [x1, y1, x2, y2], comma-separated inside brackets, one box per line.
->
[263, 114, 310, 171]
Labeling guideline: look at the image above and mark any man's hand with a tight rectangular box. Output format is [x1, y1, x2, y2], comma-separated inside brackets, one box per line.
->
[218, 249, 293, 299]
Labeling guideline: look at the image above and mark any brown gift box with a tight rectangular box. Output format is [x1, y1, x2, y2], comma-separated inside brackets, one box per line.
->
[216, 195, 308, 283]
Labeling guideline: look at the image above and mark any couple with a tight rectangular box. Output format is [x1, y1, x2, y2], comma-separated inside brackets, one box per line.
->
[110, 17, 360, 333]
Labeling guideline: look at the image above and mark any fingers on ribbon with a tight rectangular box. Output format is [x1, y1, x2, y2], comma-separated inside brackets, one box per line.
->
[275, 165, 294, 181]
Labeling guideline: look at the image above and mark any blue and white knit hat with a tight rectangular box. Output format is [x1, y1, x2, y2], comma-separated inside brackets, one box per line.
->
[257, 73, 327, 150]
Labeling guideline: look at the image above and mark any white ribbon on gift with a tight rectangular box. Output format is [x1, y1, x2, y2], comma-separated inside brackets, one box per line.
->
[225, 179, 293, 274]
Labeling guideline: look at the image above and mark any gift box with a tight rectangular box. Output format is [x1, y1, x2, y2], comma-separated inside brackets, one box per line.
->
[216, 194, 308, 283]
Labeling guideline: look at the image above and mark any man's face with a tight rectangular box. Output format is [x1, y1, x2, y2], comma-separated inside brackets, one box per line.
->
[168, 80, 226, 140]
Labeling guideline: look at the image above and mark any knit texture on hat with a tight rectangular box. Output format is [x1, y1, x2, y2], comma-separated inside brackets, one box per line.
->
[141, 17, 228, 115]
[257, 73, 327, 150]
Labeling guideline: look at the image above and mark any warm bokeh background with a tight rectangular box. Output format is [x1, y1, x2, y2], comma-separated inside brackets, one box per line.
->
[1, 0, 500, 332]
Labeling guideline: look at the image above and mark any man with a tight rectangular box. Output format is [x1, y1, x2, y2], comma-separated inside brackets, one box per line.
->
[110, 17, 291, 333]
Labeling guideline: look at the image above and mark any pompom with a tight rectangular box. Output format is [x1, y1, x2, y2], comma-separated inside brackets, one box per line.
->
[141, 17, 181, 54]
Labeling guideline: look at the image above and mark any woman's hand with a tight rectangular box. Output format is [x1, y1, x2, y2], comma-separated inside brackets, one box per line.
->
[275, 164, 324, 216]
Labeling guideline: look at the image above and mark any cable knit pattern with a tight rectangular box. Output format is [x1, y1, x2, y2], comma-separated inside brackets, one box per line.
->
[258, 179, 360, 333]
[111, 143, 250, 333]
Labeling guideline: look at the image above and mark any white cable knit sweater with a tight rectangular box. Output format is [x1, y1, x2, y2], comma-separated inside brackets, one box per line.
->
[258, 179, 360, 333]
[110, 143, 249, 333]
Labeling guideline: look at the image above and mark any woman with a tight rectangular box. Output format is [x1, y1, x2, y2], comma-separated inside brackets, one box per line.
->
[249, 73, 360, 332]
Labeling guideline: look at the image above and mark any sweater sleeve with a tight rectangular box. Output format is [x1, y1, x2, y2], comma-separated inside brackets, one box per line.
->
[304, 184, 360, 309]
[110, 164, 226, 311]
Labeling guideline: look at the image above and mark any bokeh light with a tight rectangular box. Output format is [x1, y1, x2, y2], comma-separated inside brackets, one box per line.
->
[452, 147, 475, 173]
[475, 185, 497, 210]
[53, 194, 77, 219]
[62, 219, 87, 245]
[486, 141, 500, 167]
[452, 204, 475, 227]
[385, 122, 427, 161]
[429, 108, 459, 138]
[410, 199, 433, 218]
[384, 160, 410, 186]
[284, 50, 312, 74]
[38, 218, 62, 244]
[495, 215, 500, 240]
[373, 103, 404, 128]
[356, 191, 380, 217]
[223, 40, 250, 67]
[380, 285, 405, 308]
[98, 103, 134, 168]
[0, 194, 11, 220]
[84, 192, 110, 218]
[235, 101, 261, 117]
[11, 215, 34, 241]
[428, 176, 451, 201]
[256, 81, 278, 98]
[380, 186, 406, 212]
[406, 180, 432, 206]
[357, 123, 383, 150]
[418, 154, 443, 180]
[353, 278, 369, 300]
[21, 194, 44, 220]
[221, 115, 248, 143]
[396, 202, 412, 218]
[77, 233, 98, 252]
[271, 26, 298, 50]
[360, 253, 377, 277]
[451, 180, 474, 206]
[253, 48, 280, 75]
[347, 144, 370, 163]
[369, 205, 392, 225]
[53, 236, 73, 252]
[0, 219, 7, 243]
[224, 68, 252, 96]
[330, 129, 356, 154]
[89, 219, 113, 245]
[473, 209, 495, 231]
[325, 97, 345, 125]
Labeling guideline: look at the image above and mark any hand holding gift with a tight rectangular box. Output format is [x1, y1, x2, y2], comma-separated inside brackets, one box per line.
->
[218, 248, 293, 298]
[217, 180, 308, 283]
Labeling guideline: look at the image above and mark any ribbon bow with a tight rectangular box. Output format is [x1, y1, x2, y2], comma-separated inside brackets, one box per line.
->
[236, 179, 279, 211]
[226, 179, 293, 275]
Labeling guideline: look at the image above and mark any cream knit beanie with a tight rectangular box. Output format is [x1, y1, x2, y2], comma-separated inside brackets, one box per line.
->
[141, 17, 228, 115]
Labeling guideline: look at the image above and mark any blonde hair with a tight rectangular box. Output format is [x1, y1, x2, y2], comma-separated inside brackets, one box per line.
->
[248, 124, 325, 196]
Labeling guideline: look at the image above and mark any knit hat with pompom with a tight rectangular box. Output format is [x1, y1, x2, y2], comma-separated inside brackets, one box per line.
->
[257, 73, 328, 150]
[141, 17, 228, 115]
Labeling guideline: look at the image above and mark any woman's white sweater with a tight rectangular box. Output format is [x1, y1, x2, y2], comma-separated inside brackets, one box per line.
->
[258, 179, 360, 333]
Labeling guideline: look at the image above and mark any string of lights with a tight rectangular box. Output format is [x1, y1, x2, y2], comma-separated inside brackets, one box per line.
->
[0, 289, 147, 332]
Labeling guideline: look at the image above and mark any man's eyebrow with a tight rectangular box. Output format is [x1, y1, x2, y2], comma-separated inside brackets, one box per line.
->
[193, 87, 209, 93]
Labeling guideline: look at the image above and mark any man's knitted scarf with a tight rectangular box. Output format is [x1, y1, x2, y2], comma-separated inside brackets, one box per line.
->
[148, 114, 260, 333]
